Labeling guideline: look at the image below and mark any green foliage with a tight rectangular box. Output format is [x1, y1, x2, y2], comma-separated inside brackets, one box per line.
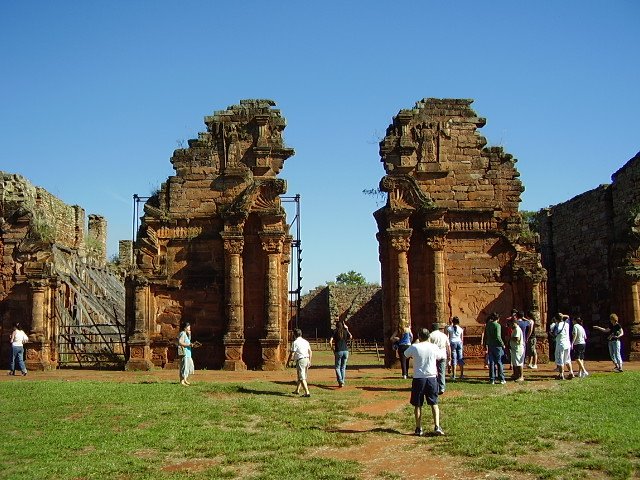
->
[27, 211, 57, 242]
[333, 270, 367, 286]
[85, 236, 104, 261]
[519, 210, 540, 243]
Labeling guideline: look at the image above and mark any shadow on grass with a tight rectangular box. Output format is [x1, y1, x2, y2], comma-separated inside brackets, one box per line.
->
[327, 426, 405, 435]
[236, 386, 290, 396]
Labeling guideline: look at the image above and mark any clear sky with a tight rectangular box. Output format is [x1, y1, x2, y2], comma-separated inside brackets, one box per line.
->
[1, 1, 639, 293]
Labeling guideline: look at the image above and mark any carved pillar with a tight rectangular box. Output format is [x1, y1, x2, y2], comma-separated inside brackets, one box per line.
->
[427, 236, 446, 325]
[259, 232, 285, 370]
[389, 230, 412, 334]
[628, 279, 640, 360]
[25, 279, 53, 370]
[222, 234, 247, 371]
[126, 276, 154, 370]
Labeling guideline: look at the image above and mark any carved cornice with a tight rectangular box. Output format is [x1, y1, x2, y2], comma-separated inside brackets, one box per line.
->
[380, 175, 436, 213]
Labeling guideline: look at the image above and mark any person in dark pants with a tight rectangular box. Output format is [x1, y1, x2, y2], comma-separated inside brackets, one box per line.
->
[483, 312, 506, 384]
[391, 326, 413, 379]
[404, 328, 446, 436]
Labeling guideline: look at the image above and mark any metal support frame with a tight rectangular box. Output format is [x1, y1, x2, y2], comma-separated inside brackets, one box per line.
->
[283, 195, 302, 329]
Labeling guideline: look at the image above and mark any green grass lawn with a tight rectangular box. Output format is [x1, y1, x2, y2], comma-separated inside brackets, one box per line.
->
[1, 357, 638, 479]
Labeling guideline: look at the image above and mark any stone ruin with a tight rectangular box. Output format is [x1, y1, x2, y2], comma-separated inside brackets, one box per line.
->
[538, 151, 640, 360]
[0, 172, 125, 370]
[126, 99, 295, 371]
[375, 99, 547, 365]
[3, 97, 637, 371]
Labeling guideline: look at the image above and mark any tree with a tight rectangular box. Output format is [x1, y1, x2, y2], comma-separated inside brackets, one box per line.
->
[334, 270, 367, 286]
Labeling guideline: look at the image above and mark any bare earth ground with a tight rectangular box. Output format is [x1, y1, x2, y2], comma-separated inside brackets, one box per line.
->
[3, 360, 637, 479]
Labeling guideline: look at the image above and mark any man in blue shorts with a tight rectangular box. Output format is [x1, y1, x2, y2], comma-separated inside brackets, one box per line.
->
[404, 328, 446, 436]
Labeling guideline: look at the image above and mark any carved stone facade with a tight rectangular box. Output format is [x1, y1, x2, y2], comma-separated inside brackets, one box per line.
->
[126, 99, 294, 371]
[375, 99, 547, 366]
[0, 173, 124, 370]
[538, 152, 640, 360]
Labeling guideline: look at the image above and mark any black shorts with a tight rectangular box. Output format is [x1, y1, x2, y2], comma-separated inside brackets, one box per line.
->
[410, 377, 439, 407]
[573, 344, 585, 360]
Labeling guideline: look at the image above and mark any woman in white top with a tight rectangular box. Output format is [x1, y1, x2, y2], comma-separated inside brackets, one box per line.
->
[549, 314, 575, 380]
[9, 322, 29, 376]
[571, 317, 588, 378]
[446, 317, 464, 379]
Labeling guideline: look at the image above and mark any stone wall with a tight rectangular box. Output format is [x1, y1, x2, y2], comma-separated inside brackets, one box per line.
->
[539, 152, 640, 359]
[297, 285, 383, 340]
[0, 172, 84, 250]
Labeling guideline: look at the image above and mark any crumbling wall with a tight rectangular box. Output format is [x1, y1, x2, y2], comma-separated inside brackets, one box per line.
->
[540, 152, 640, 359]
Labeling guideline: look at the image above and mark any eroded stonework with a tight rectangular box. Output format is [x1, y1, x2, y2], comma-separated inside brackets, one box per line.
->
[375, 99, 547, 365]
[538, 151, 640, 360]
[126, 99, 294, 371]
[0, 173, 124, 370]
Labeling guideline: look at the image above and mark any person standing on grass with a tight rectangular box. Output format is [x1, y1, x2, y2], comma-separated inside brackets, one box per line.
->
[509, 317, 525, 382]
[525, 310, 539, 370]
[329, 320, 352, 387]
[391, 325, 413, 379]
[446, 316, 464, 380]
[8, 322, 29, 376]
[483, 312, 506, 384]
[404, 328, 446, 437]
[571, 317, 589, 377]
[177, 322, 195, 386]
[429, 322, 450, 394]
[593, 313, 624, 372]
[287, 328, 312, 397]
[549, 314, 574, 380]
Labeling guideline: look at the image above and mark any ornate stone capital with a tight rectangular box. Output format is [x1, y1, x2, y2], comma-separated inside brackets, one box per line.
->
[389, 231, 411, 252]
[426, 236, 446, 251]
[259, 232, 284, 254]
[222, 235, 244, 255]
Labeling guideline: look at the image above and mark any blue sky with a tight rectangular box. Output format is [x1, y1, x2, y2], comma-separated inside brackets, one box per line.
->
[1, 1, 639, 292]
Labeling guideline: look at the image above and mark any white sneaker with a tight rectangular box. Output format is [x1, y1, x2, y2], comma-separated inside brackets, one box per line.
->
[531, 365, 538, 369]
[583, 371, 589, 377]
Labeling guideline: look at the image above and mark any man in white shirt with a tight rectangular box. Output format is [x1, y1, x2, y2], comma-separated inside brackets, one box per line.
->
[428, 322, 450, 395]
[404, 328, 446, 436]
[286, 328, 312, 397]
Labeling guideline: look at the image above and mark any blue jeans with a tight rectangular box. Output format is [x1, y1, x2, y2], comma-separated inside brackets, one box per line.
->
[450, 342, 464, 366]
[488, 346, 505, 382]
[608, 340, 623, 368]
[10, 345, 26, 374]
[334, 350, 349, 385]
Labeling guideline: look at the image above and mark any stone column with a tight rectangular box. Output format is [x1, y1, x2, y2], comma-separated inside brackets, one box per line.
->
[125, 276, 154, 370]
[26, 279, 53, 370]
[628, 279, 640, 360]
[389, 230, 412, 334]
[222, 234, 246, 371]
[427, 236, 446, 324]
[259, 232, 285, 370]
